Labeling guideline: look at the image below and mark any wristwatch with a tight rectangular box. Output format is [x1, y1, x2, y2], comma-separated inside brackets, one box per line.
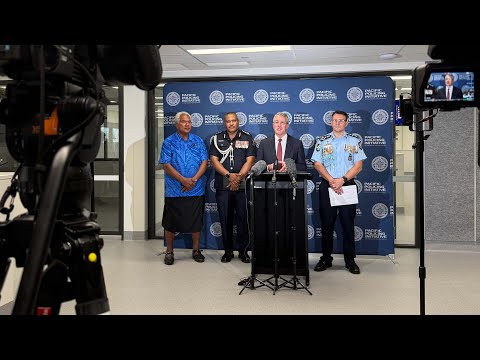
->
[342, 176, 348, 182]
[225, 172, 230, 179]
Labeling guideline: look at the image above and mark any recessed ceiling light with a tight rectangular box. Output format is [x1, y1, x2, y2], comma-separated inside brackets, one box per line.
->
[188, 46, 291, 55]
[390, 75, 412, 80]
[379, 53, 400, 60]
[206, 62, 249, 67]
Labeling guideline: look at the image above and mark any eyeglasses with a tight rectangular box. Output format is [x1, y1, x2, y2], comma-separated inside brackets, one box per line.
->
[332, 119, 347, 123]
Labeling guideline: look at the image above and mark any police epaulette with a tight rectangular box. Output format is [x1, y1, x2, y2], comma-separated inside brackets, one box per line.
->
[347, 133, 360, 139]
[240, 129, 251, 136]
[319, 134, 332, 141]
[214, 130, 223, 135]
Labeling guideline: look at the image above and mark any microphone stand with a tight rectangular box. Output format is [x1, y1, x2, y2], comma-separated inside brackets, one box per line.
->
[264, 160, 288, 295]
[281, 170, 312, 295]
[239, 172, 274, 294]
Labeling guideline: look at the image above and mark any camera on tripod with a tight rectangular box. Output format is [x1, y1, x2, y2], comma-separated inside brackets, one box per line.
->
[0, 45, 162, 315]
[411, 45, 480, 112]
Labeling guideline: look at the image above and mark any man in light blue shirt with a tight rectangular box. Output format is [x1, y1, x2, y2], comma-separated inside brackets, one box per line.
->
[159, 111, 208, 265]
[311, 110, 366, 274]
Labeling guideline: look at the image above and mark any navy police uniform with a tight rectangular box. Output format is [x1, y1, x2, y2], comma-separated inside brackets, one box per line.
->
[209, 129, 256, 255]
[311, 131, 367, 264]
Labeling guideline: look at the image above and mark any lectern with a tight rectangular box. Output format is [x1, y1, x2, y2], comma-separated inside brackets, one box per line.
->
[249, 171, 311, 288]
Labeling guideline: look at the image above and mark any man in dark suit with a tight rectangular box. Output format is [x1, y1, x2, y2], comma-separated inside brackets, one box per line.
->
[256, 112, 306, 172]
[435, 73, 463, 100]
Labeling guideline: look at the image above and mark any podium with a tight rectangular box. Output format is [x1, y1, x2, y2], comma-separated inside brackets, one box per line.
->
[249, 171, 312, 287]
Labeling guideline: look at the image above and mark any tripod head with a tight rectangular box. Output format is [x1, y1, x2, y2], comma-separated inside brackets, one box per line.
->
[0, 45, 163, 315]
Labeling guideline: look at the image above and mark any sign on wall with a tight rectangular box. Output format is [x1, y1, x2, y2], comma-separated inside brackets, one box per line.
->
[163, 76, 395, 256]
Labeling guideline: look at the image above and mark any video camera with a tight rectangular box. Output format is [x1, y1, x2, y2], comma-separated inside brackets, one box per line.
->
[0, 45, 162, 315]
[411, 45, 480, 111]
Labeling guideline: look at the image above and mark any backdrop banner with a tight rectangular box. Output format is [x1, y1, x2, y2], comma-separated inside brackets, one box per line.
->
[163, 76, 395, 256]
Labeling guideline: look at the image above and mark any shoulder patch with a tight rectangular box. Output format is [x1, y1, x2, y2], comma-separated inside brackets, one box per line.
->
[319, 134, 332, 141]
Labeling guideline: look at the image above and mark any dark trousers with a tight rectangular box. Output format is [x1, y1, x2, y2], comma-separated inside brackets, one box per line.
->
[319, 180, 357, 263]
[216, 189, 249, 252]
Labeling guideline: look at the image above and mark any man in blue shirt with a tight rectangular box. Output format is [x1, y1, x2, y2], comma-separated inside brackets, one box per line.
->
[159, 111, 208, 265]
[311, 110, 367, 274]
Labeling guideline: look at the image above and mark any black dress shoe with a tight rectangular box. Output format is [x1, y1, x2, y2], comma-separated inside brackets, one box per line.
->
[221, 251, 234, 263]
[314, 259, 332, 272]
[238, 253, 251, 263]
[345, 261, 360, 274]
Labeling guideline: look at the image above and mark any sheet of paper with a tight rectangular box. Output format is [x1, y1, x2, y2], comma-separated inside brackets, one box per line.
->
[328, 185, 359, 206]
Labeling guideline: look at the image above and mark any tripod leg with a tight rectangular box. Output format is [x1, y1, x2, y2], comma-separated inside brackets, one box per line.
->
[0, 257, 11, 304]
[35, 259, 69, 315]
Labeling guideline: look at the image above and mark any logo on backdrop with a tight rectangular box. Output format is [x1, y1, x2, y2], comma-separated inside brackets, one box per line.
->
[166, 92, 180, 106]
[354, 226, 364, 241]
[253, 89, 269, 104]
[307, 180, 315, 194]
[307, 225, 315, 240]
[323, 110, 334, 125]
[364, 135, 386, 146]
[281, 111, 292, 124]
[210, 222, 222, 237]
[300, 134, 315, 149]
[254, 134, 267, 148]
[372, 109, 389, 125]
[372, 203, 389, 219]
[209, 90, 224, 105]
[347, 87, 363, 102]
[365, 88, 388, 100]
[209, 179, 216, 193]
[190, 113, 203, 127]
[204, 203, 217, 212]
[354, 179, 363, 194]
[372, 156, 389, 172]
[236, 112, 247, 127]
[299, 88, 315, 103]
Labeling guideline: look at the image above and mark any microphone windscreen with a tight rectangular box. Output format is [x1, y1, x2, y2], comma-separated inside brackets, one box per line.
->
[285, 158, 297, 175]
[252, 160, 267, 175]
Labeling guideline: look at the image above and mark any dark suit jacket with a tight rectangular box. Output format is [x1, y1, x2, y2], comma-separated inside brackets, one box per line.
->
[435, 86, 463, 100]
[257, 134, 306, 171]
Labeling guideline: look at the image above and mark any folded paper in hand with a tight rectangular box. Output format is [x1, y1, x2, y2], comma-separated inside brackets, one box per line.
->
[328, 185, 358, 206]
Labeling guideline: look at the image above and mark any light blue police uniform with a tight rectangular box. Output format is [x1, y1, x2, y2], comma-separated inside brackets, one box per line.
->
[311, 131, 366, 178]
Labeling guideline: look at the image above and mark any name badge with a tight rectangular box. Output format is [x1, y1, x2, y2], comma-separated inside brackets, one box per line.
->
[344, 144, 358, 153]
[235, 140, 249, 149]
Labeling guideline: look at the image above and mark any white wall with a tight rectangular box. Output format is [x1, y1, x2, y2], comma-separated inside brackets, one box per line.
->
[122, 86, 148, 239]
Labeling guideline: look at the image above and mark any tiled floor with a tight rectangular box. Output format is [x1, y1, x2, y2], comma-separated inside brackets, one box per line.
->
[3, 238, 480, 315]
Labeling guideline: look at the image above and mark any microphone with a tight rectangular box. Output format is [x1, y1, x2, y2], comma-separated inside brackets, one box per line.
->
[245, 160, 267, 180]
[284, 158, 297, 188]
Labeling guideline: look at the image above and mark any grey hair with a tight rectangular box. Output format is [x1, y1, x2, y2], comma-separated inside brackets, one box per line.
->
[273, 112, 288, 122]
[175, 111, 191, 123]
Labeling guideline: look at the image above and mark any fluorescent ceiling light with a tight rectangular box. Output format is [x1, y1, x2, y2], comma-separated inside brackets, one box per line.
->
[207, 62, 249, 67]
[400, 87, 412, 91]
[390, 75, 412, 80]
[188, 45, 291, 55]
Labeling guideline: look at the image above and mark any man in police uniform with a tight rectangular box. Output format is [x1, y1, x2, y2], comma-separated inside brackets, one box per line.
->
[311, 110, 367, 274]
[209, 112, 256, 263]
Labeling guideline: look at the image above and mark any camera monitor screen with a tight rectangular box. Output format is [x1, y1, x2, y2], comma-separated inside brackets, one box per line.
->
[423, 71, 474, 103]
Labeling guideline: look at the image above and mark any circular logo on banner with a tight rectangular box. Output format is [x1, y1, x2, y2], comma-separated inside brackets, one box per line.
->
[299, 88, 315, 103]
[351, 133, 363, 147]
[372, 203, 389, 219]
[254, 134, 267, 148]
[300, 134, 315, 149]
[372, 156, 389, 172]
[354, 179, 362, 194]
[236, 112, 247, 127]
[323, 110, 334, 125]
[347, 87, 363, 102]
[354, 226, 364, 241]
[209, 179, 216, 193]
[281, 111, 292, 125]
[307, 180, 315, 194]
[372, 109, 389, 125]
[209, 90, 224, 105]
[308, 225, 315, 240]
[253, 89, 269, 104]
[210, 222, 222, 237]
[165, 92, 180, 106]
[190, 113, 203, 127]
